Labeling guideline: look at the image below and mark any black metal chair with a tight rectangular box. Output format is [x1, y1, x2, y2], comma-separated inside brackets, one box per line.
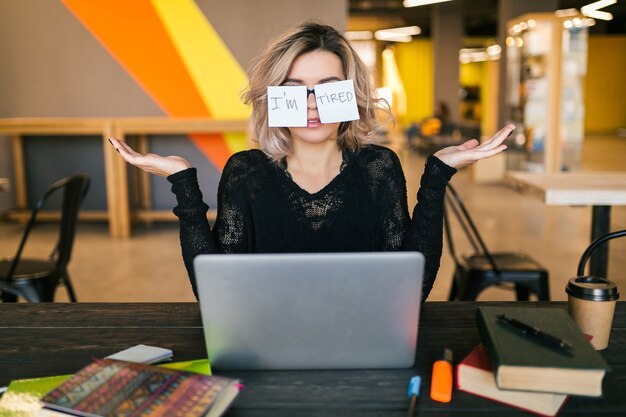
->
[0, 174, 90, 302]
[576, 229, 626, 277]
[443, 183, 550, 301]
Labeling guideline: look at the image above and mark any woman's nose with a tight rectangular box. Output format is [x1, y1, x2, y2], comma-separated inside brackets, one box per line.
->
[307, 88, 317, 109]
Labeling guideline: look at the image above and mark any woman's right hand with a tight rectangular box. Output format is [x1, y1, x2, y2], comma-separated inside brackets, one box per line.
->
[108, 137, 191, 177]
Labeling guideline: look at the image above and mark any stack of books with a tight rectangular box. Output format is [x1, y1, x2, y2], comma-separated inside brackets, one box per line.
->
[456, 306, 610, 417]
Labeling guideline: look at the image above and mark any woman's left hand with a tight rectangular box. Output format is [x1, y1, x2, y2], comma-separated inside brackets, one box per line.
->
[434, 124, 514, 169]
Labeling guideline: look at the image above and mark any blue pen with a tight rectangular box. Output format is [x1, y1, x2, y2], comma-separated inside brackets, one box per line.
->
[407, 375, 421, 417]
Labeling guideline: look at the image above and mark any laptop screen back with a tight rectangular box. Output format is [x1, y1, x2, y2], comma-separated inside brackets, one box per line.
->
[194, 252, 424, 370]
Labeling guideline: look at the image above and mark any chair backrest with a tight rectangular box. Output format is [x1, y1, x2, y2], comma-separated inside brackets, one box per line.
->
[54, 175, 90, 268]
[5, 174, 90, 281]
[443, 183, 499, 273]
[577, 229, 626, 276]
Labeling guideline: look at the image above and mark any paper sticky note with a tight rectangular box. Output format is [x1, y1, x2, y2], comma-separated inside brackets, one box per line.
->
[314, 79, 360, 124]
[267, 85, 308, 127]
[105, 344, 173, 364]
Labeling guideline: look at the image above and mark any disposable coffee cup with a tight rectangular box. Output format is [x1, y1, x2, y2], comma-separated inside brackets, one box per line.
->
[566, 276, 619, 350]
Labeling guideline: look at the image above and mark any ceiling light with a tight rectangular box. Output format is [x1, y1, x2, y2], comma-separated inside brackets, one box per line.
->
[344, 31, 374, 41]
[581, 0, 616, 15]
[486, 44, 502, 57]
[472, 52, 489, 62]
[386, 26, 422, 35]
[374, 33, 413, 42]
[374, 26, 421, 42]
[458, 48, 492, 63]
[584, 18, 597, 26]
[585, 10, 613, 20]
[555, 8, 579, 17]
[403, 0, 453, 8]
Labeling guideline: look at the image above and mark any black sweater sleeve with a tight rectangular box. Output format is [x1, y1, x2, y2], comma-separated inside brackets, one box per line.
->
[168, 155, 253, 297]
[213, 153, 252, 254]
[403, 156, 456, 301]
[168, 167, 217, 297]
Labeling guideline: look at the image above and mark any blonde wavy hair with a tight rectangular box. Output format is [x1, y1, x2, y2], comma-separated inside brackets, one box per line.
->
[242, 21, 391, 162]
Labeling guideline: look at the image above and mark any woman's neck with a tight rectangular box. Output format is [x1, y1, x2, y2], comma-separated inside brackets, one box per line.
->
[285, 141, 343, 193]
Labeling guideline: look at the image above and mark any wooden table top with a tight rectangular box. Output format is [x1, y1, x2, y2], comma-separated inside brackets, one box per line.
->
[0, 302, 624, 416]
[506, 171, 626, 206]
[0, 117, 249, 135]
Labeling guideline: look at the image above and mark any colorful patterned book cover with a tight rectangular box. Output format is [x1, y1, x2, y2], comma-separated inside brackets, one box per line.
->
[40, 359, 240, 417]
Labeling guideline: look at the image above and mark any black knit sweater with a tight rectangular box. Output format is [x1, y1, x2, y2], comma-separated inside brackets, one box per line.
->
[167, 145, 456, 301]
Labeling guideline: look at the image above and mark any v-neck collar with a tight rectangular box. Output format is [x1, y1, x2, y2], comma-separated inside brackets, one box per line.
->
[278, 148, 358, 197]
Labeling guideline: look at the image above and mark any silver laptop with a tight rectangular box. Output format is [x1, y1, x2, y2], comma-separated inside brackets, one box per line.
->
[193, 252, 424, 370]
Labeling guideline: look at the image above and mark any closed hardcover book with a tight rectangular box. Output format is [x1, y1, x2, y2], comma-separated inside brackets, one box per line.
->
[457, 344, 568, 417]
[476, 306, 609, 397]
[40, 359, 241, 417]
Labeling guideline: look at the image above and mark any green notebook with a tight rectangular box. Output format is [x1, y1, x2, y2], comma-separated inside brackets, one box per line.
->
[0, 359, 211, 417]
[476, 306, 609, 397]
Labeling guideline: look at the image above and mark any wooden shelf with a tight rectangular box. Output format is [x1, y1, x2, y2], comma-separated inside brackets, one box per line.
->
[0, 117, 246, 238]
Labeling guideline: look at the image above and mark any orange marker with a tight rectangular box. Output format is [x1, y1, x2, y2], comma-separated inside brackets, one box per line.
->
[430, 348, 453, 403]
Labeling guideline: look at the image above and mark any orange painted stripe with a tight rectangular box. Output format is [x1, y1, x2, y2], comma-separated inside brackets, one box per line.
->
[61, 0, 232, 169]
[61, 0, 206, 117]
[189, 133, 233, 169]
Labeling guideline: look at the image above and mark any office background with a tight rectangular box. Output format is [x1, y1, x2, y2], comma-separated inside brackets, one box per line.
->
[0, 0, 624, 302]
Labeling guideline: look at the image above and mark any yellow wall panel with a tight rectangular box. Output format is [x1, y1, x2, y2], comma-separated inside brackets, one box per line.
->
[395, 40, 433, 126]
[585, 36, 626, 133]
[460, 62, 483, 86]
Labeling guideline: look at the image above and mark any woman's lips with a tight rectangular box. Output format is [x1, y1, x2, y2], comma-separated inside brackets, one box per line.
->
[307, 117, 321, 128]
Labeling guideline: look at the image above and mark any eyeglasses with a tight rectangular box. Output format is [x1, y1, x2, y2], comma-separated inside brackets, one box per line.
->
[306, 88, 315, 98]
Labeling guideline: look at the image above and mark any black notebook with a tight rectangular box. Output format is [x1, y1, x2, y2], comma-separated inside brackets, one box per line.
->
[476, 306, 609, 397]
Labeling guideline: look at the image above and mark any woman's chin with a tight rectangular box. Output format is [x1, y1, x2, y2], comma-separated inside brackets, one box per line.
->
[289, 125, 339, 145]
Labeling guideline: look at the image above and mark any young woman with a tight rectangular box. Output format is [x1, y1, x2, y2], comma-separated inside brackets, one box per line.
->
[109, 21, 511, 301]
